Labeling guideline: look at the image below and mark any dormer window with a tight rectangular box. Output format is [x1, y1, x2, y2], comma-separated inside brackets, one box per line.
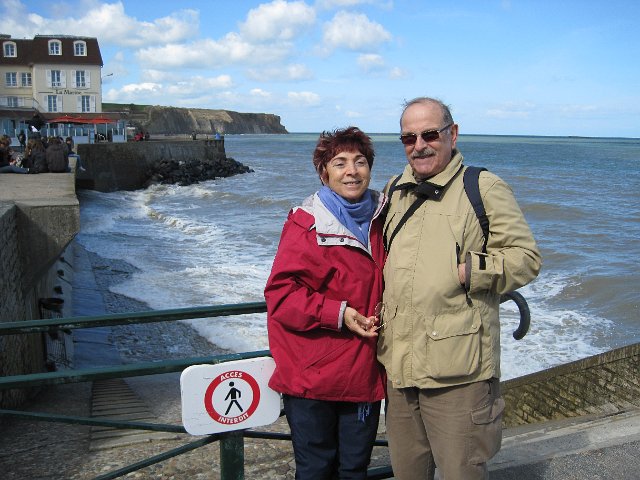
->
[3, 41, 16, 57]
[48, 39, 62, 55]
[74, 40, 87, 56]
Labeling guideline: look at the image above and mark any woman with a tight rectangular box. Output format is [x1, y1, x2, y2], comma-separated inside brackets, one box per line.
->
[264, 126, 386, 479]
[22, 138, 48, 173]
[45, 136, 69, 173]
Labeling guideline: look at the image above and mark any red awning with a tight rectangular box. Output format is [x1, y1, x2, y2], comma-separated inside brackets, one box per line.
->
[83, 117, 118, 124]
[47, 115, 85, 124]
[47, 115, 119, 124]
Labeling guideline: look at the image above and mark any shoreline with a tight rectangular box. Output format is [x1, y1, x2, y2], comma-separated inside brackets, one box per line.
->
[82, 244, 233, 362]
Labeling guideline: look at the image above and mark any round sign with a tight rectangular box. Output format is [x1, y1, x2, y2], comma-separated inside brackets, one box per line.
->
[204, 370, 261, 425]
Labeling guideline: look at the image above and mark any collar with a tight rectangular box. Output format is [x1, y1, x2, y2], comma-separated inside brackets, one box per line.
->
[394, 150, 464, 200]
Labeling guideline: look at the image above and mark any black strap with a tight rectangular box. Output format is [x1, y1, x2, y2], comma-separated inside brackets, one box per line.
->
[463, 167, 488, 270]
[384, 170, 458, 252]
[384, 196, 427, 252]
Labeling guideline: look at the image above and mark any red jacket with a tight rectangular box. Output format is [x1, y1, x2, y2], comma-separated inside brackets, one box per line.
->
[265, 192, 387, 402]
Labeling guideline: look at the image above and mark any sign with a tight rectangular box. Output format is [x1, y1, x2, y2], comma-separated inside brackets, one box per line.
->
[181, 357, 280, 435]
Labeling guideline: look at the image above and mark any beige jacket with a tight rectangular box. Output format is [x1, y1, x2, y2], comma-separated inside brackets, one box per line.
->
[377, 150, 541, 389]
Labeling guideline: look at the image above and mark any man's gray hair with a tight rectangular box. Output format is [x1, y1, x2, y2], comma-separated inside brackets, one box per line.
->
[400, 97, 454, 129]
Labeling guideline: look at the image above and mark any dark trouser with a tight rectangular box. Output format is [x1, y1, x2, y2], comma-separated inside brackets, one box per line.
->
[283, 395, 381, 480]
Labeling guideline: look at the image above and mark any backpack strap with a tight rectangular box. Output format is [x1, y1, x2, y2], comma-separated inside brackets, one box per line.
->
[463, 166, 488, 268]
[383, 168, 461, 252]
[383, 175, 411, 251]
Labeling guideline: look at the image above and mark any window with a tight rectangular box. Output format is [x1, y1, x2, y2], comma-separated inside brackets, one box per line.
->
[48, 40, 62, 55]
[74, 41, 86, 56]
[5, 72, 17, 87]
[21, 72, 32, 87]
[7, 97, 20, 108]
[46, 95, 62, 112]
[80, 95, 96, 113]
[3, 42, 16, 57]
[48, 69, 66, 88]
[74, 70, 89, 88]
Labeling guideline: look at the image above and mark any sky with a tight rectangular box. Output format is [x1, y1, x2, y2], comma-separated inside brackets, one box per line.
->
[3, 0, 639, 137]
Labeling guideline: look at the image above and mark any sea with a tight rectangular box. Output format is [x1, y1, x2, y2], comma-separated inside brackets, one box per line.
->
[76, 133, 640, 380]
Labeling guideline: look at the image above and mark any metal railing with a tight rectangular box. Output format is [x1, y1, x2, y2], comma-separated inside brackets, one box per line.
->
[0, 302, 392, 479]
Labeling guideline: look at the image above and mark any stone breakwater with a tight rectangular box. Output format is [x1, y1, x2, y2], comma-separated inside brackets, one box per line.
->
[76, 138, 251, 192]
[144, 156, 254, 188]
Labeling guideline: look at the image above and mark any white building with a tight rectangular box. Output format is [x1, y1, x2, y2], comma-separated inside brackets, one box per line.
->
[0, 34, 121, 140]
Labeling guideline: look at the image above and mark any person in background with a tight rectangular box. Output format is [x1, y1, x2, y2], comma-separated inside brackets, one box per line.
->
[64, 136, 86, 172]
[18, 130, 26, 151]
[45, 136, 69, 173]
[22, 138, 48, 173]
[378, 97, 542, 480]
[265, 126, 387, 479]
[27, 112, 46, 136]
[0, 136, 29, 173]
[64, 136, 74, 153]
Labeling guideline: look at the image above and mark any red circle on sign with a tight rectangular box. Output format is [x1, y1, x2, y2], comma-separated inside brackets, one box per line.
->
[204, 370, 261, 424]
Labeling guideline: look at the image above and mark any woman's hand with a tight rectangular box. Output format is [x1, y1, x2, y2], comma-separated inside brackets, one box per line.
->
[343, 306, 378, 338]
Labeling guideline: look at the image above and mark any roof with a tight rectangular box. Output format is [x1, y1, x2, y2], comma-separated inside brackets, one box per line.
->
[0, 35, 103, 67]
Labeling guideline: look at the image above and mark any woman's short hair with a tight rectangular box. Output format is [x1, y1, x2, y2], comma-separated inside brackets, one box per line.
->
[312, 126, 375, 180]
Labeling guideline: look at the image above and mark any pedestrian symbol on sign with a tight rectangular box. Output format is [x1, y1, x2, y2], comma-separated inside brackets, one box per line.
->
[224, 382, 244, 415]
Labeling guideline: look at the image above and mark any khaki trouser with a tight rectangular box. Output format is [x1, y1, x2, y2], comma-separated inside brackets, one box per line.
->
[386, 378, 504, 480]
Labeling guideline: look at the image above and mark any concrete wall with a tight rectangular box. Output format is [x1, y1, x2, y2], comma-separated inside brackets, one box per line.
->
[76, 139, 227, 192]
[502, 342, 640, 427]
[0, 171, 79, 408]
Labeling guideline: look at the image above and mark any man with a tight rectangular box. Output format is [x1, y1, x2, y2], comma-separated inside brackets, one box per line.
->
[377, 97, 541, 480]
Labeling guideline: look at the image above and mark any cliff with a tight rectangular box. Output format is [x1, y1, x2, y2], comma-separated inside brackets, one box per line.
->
[103, 104, 288, 135]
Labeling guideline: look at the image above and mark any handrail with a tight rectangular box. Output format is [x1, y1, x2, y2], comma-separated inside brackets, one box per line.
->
[0, 301, 268, 335]
[0, 302, 393, 479]
[0, 350, 271, 389]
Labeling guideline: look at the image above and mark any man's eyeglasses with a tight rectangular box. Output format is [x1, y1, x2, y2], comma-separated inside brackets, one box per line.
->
[400, 123, 453, 146]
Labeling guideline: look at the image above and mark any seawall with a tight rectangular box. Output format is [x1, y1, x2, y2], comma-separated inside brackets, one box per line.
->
[0, 168, 79, 408]
[75, 138, 228, 192]
[502, 342, 639, 427]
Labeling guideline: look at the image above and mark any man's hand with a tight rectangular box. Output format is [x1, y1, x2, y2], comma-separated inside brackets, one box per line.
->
[458, 263, 466, 286]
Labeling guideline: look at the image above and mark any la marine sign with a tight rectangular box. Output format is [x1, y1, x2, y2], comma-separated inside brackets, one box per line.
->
[181, 357, 280, 435]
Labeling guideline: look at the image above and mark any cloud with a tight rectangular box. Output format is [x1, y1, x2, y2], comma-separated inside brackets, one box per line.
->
[486, 102, 536, 119]
[104, 74, 233, 103]
[388, 67, 408, 79]
[239, 0, 316, 42]
[316, 0, 391, 9]
[250, 88, 272, 98]
[2, 1, 199, 49]
[358, 54, 385, 70]
[246, 63, 314, 81]
[288, 91, 321, 106]
[136, 34, 291, 69]
[322, 11, 392, 52]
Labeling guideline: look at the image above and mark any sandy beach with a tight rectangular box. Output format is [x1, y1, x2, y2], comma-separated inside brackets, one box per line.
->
[0, 242, 389, 479]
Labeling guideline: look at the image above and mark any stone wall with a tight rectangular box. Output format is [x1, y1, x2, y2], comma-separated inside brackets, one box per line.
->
[502, 342, 640, 427]
[76, 139, 230, 192]
[0, 204, 71, 407]
[0, 172, 79, 409]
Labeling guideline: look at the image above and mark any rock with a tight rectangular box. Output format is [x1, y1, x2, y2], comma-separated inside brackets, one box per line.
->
[142, 156, 254, 188]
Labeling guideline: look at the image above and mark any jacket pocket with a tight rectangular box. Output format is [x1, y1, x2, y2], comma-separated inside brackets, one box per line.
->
[422, 308, 481, 379]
